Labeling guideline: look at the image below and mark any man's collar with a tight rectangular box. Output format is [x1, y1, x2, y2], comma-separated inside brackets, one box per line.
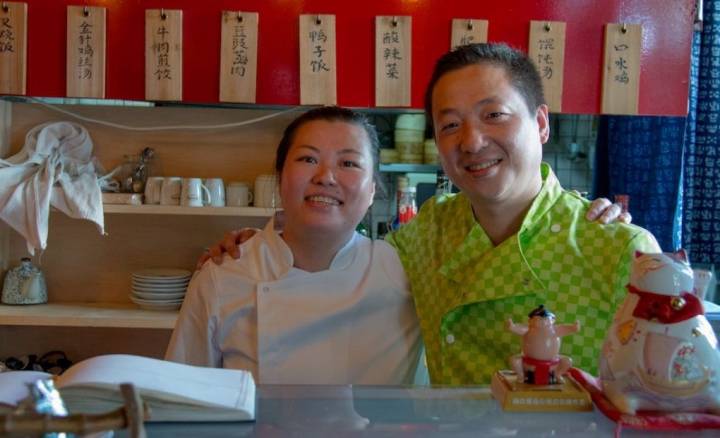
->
[521, 162, 563, 231]
[458, 162, 563, 235]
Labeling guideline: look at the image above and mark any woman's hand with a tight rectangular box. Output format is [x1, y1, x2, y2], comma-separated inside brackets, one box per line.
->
[585, 197, 631, 224]
[195, 228, 259, 270]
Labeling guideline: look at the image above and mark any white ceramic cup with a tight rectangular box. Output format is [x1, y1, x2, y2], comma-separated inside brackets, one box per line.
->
[160, 177, 182, 206]
[254, 174, 282, 208]
[181, 178, 211, 207]
[204, 178, 226, 207]
[693, 268, 715, 301]
[226, 182, 254, 207]
[144, 177, 164, 205]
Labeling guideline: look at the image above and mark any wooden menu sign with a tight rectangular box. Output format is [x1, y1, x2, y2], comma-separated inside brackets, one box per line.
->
[66, 6, 106, 98]
[219, 11, 259, 103]
[0, 2, 27, 95]
[528, 21, 566, 112]
[451, 18, 488, 50]
[299, 14, 337, 105]
[145, 9, 182, 101]
[375, 16, 411, 107]
[601, 23, 642, 115]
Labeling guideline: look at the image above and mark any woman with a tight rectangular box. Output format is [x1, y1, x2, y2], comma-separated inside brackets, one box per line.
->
[166, 107, 422, 385]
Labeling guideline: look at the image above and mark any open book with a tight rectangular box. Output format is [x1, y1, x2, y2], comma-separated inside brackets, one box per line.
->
[0, 354, 255, 422]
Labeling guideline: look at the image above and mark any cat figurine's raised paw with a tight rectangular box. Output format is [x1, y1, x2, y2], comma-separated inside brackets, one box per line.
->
[600, 250, 720, 415]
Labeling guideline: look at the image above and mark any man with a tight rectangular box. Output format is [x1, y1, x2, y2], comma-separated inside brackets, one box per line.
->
[384, 43, 659, 384]
[198, 43, 655, 385]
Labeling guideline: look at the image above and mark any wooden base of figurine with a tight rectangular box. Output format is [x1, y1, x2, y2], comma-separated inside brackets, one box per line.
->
[491, 370, 593, 412]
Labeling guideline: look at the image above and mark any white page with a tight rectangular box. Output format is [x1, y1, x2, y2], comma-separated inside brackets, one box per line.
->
[0, 370, 51, 406]
[57, 355, 251, 409]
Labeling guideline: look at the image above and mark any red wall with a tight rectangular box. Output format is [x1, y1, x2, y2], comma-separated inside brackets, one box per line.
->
[20, 0, 694, 115]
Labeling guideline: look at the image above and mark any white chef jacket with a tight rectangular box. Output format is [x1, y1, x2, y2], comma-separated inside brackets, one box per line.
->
[165, 220, 422, 385]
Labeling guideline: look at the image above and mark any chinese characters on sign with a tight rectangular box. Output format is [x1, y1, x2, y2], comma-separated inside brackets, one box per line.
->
[536, 38, 555, 80]
[76, 20, 93, 80]
[220, 11, 258, 103]
[375, 16, 410, 107]
[0, 1, 25, 94]
[153, 25, 172, 80]
[612, 44, 630, 84]
[0, 17, 15, 53]
[67, 6, 105, 98]
[231, 23, 249, 77]
[145, 9, 182, 101]
[299, 14, 336, 105]
[528, 21, 565, 112]
[309, 28, 330, 73]
[450, 19, 488, 50]
[382, 29, 402, 80]
[601, 23, 641, 115]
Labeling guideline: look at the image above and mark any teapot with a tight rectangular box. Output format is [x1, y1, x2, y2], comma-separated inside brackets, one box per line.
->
[2, 257, 48, 305]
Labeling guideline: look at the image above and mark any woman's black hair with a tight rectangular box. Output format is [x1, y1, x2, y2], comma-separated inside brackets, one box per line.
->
[275, 106, 380, 175]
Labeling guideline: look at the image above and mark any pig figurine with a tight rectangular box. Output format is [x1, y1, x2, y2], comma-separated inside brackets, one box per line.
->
[507, 305, 580, 385]
[600, 250, 720, 415]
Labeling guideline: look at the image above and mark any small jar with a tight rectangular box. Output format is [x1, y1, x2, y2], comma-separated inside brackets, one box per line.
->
[435, 169, 452, 197]
[1, 258, 48, 305]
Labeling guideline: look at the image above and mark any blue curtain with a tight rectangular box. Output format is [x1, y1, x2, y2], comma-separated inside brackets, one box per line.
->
[593, 116, 686, 252]
[682, 0, 720, 267]
[594, 0, 720, 268]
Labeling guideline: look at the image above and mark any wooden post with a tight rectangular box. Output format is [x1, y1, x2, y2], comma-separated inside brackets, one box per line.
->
[121, 383, 147, 438]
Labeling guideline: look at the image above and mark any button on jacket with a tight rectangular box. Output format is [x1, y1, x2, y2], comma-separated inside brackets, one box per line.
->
[166, 219, 422, 385]
[387, 163, 660, 385]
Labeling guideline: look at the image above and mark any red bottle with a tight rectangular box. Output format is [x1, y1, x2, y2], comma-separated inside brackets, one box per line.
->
[398, 187, 417, 224]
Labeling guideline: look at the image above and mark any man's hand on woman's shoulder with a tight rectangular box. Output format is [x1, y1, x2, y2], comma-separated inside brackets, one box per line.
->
[585, 197, 631, 225]
[195, 228, 259, 270]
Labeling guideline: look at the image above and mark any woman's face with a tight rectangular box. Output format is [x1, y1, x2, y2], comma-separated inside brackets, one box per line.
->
[280, 119, 375, 238]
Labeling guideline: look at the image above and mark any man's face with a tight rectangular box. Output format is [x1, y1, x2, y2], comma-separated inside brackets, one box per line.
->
[431, 63, 549, 208]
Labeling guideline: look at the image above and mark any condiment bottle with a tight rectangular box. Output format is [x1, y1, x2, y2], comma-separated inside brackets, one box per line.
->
[398, 187, 417, 224]
[435, 169, 452, 197]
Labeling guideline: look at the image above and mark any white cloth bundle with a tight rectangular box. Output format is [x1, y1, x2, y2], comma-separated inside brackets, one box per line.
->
[0, 121, 104, 254]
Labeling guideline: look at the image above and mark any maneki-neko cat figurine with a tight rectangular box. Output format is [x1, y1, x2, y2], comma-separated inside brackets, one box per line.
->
[600, 250, 720, 415]
[507, 305, 580, 385]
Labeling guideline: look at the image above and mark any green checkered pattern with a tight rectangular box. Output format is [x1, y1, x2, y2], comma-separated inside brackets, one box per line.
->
[386, 163, 660, 385]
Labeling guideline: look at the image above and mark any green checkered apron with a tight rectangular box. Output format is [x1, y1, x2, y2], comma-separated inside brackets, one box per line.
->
[387, 164, 660, 385]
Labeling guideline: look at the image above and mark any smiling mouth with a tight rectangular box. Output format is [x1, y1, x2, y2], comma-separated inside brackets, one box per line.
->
[466, 159, 501, 172]
[306, 195, 342, 206]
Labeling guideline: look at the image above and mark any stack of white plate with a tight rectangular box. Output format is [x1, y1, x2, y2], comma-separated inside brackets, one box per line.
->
[130, 268, 192, 311]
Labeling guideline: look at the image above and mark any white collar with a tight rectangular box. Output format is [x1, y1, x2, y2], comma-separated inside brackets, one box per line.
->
[262, 217, 363, 274]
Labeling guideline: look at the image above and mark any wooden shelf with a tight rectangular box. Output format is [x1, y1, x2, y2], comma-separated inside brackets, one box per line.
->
[379, 163, 439, 173]
[103, 204, 277, 217]
[0, 302, 177, 329]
